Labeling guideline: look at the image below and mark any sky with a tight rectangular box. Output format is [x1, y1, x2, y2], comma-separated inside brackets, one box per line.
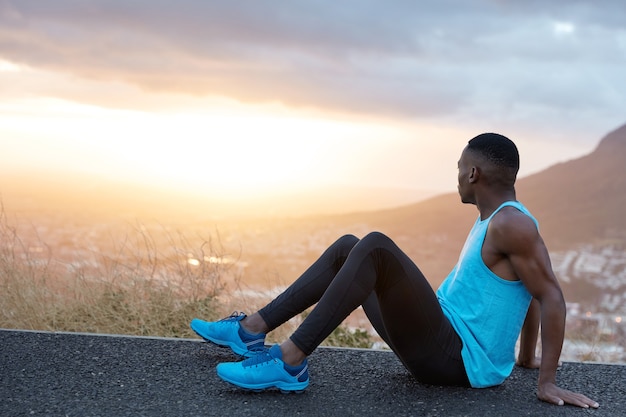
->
[0, 0, 625, 201]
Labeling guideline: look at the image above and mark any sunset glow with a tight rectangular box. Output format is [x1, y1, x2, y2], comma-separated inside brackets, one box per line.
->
[0, 56, 467, 198]
[0, 93, 441, 196]
[1, 1, 623, 216]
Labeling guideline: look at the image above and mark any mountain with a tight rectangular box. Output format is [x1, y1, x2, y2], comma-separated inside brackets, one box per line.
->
[516, 124, 626, 249]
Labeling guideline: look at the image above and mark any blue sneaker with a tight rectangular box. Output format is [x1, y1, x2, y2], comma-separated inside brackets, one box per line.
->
[190, 312, 265, 357]
[216, 344, 309, 393]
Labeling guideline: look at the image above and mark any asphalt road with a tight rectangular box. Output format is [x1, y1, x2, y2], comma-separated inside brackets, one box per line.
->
[1, 329, 624, 416]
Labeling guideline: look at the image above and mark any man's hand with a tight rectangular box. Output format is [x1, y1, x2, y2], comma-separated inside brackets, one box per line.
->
[516, 355, 561, 369]
[516, 356, 541, 369]
[538, 382, 599, 408]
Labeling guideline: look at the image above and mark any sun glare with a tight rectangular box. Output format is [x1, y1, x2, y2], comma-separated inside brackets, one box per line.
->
[0, 59, 22, 72]
[91, 109, 381, 195]
[0, 97, 401, 196]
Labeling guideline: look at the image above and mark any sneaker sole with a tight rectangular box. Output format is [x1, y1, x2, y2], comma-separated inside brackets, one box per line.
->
[218, 374, 309, 394]
[229, 384, 306, 394]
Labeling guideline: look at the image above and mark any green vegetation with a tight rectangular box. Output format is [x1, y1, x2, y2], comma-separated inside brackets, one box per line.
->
[0, 208, 372, 348]
[325, 326, 373, 349]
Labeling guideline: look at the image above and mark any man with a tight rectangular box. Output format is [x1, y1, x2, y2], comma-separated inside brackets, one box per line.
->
[191, 133, 598, 408]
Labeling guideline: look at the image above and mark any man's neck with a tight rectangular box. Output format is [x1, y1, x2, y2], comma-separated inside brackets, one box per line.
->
[475, 190, 517, 220]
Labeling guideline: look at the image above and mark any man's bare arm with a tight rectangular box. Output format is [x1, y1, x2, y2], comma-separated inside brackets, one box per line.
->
[517, 297, 540, 368]
[490, 210, 598, 408]
[517, 298, 563, 369]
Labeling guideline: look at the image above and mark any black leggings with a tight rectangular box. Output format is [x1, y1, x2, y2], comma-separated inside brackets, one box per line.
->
[258, 232, 469, 387]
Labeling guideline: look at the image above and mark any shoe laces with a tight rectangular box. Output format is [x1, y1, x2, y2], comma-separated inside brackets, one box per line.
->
[219, 311, 246, 322]
[242, 347, 276, 368]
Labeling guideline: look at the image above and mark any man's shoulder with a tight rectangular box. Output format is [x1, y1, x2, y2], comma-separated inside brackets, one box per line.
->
[489, 205, 539, 240]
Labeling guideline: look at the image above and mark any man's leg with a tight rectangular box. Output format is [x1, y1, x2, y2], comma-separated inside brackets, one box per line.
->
[251, 234, 360, 331]
[215, 231, 467, 391]
[289, 231, 468, 386]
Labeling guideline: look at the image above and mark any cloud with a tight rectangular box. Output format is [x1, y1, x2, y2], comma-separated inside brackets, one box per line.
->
[0, 0, 624, 141]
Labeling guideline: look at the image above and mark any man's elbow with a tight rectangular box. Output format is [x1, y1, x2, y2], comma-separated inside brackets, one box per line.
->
[536, 285, 565, 311]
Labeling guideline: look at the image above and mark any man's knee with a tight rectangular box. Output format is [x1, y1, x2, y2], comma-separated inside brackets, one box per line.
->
[335, 232, 392, 255]
[361, 231, 392, 246]
[335, 234, 359, 254]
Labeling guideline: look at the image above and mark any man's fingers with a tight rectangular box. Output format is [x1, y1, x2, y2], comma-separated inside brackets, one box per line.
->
[538, 392, 564, 406]
[561, 392, 600, 409]
[538, 389, 599, 409]
[559, 393, 600, 408]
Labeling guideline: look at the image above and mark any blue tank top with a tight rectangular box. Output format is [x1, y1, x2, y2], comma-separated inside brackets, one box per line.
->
[437, 201, 537, 388]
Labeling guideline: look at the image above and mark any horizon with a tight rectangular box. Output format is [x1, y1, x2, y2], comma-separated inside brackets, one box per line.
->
[1, 1, 624, 218]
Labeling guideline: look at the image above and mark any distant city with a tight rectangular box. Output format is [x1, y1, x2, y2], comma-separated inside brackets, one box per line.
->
[6, 212, 625, 364]
[551, 245, 626, 363]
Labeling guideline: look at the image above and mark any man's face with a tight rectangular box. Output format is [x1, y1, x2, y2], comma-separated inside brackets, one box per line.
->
[457, 147, 474, 204]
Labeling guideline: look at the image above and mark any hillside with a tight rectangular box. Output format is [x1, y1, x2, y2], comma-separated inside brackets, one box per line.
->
[337, 123, 626, 251]
[517, 123, 626, 249]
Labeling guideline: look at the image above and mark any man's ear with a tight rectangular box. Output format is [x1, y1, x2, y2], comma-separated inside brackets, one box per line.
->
[468, 166, 479, 184]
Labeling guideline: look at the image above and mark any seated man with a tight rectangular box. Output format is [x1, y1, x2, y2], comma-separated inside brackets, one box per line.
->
[191, 133, 598, 409]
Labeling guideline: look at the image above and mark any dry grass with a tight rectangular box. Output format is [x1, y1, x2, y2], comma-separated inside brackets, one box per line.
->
[0, 207, 373, 348]
[0, 209, 227, 338]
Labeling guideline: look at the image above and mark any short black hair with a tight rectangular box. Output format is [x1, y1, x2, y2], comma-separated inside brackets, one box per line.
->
[467, 133, 519, 172]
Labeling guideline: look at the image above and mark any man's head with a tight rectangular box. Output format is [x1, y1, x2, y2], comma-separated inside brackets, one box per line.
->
[457, 133, 520, 204]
